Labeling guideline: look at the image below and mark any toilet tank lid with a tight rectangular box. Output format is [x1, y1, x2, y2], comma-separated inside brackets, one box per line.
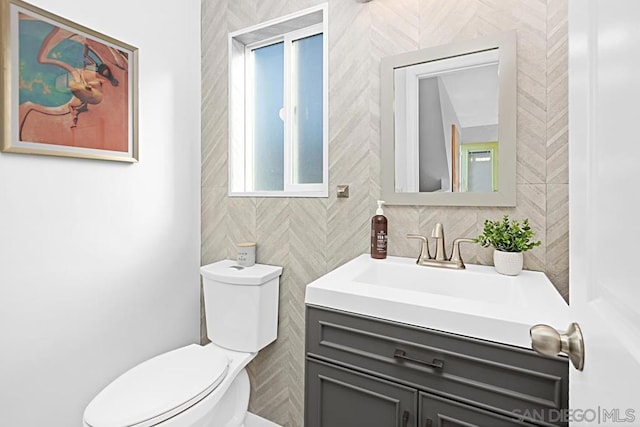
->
[83, 344, 229, 427]
[200, 260, 283, 285]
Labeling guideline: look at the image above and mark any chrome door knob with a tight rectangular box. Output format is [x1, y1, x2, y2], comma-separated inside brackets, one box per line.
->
[530, 322, 585, 371]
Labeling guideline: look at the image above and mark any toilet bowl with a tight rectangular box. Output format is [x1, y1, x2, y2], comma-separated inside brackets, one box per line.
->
[83, 260, 282, 427]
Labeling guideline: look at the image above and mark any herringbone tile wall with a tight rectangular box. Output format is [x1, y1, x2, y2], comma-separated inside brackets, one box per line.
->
[201, 0, 569, 425]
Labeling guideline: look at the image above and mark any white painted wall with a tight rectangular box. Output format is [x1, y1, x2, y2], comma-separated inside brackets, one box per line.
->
[418, 77, 448, 191]
[437, 77, 461, 191]
[0, 1, 201, 425]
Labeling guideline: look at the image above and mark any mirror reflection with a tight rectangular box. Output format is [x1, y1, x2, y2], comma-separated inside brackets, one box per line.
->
[380, 31, 516, 206]
[394, 49, 499, 193]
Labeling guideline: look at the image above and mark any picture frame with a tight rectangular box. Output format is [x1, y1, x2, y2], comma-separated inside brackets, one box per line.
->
[1, 0, 138, 162]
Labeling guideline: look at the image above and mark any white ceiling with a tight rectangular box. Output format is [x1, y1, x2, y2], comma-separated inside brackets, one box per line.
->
[438, 64, 499, 128]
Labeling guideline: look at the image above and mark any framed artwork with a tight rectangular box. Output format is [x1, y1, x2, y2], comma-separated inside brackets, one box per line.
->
[1, 0, 138, 162]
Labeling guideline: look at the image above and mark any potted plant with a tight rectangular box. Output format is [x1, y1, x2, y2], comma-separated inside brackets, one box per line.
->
[475, 215, 541, 276]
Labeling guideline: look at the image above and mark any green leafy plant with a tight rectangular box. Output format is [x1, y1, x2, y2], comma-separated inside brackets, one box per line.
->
[475, 215, 541, 253]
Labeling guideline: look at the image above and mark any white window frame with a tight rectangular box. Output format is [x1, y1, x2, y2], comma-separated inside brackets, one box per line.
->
[228, 5, 328, 197]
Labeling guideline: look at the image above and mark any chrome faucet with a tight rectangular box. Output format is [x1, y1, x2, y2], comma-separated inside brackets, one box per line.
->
[407, 223, 475, 269]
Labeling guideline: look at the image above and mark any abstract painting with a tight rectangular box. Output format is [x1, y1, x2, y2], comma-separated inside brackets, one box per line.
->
[1, 0, 138, 162]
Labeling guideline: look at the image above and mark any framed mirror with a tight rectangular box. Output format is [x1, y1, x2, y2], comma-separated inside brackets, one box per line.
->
[381, 31, 516, 206]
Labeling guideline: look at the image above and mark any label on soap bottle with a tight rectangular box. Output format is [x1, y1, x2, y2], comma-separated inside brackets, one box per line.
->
[376, 230, 387, 254]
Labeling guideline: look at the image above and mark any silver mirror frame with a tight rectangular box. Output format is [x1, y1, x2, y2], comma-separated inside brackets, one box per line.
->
[381, 31, 517, 206]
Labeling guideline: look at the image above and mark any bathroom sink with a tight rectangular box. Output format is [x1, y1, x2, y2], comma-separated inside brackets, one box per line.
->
[305, 255, 569, 349]
[353, 260, 526, 306]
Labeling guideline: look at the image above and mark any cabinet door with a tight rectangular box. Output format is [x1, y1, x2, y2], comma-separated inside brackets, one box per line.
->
[419, 393, 539, 427]
[306, 357, 417, 427]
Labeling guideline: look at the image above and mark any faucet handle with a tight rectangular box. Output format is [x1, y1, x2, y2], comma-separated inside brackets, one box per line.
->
[431, 223, 447, 261]
[407, 234, 431, 263]
[431, 223, 444, 239]
[450, 238, 476, 269]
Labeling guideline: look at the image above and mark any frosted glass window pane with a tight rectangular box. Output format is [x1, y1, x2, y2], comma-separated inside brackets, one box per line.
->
[253, 42, 284, 191]
[467, 150, 493, 192]
[292, 34, 323, 184]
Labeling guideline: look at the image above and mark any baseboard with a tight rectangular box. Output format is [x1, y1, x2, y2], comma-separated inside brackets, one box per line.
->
[244, 412, 281, 427]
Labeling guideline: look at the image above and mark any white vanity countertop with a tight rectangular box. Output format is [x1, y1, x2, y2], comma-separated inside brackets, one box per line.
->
[305, 254, 570, 349]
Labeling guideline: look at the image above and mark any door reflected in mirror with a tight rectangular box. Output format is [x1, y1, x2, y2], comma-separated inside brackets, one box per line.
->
[394, 49, 499, 193]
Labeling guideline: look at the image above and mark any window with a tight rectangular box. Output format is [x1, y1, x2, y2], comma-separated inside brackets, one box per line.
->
[229, 5, 328, 197]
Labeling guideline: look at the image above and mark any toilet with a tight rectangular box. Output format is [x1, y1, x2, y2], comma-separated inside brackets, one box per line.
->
[82, 260, 283, 427]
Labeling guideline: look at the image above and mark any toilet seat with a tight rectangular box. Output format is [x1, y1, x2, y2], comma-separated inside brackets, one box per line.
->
[83, 344, 229, 427]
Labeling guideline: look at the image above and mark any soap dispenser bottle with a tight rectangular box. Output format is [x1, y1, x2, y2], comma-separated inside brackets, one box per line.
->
[371, 200, 388, 259]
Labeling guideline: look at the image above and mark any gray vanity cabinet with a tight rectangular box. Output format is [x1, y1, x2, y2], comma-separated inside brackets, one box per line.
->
[305, 305, 568, 427]
[306, 358, 417, 427]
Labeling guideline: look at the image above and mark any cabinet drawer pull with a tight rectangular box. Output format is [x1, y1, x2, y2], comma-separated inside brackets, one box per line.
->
[402, 410, 410, 427]
[394, 349, 444, 370]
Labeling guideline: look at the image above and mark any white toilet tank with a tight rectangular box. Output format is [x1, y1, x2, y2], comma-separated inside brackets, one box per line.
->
[200, 260, 283, 353]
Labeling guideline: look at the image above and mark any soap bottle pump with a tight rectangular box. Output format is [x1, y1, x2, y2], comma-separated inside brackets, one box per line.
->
[371, 200, 388, 259]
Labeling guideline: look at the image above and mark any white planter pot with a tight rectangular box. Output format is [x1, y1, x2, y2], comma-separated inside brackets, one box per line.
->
[493, 250, 523, 276]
